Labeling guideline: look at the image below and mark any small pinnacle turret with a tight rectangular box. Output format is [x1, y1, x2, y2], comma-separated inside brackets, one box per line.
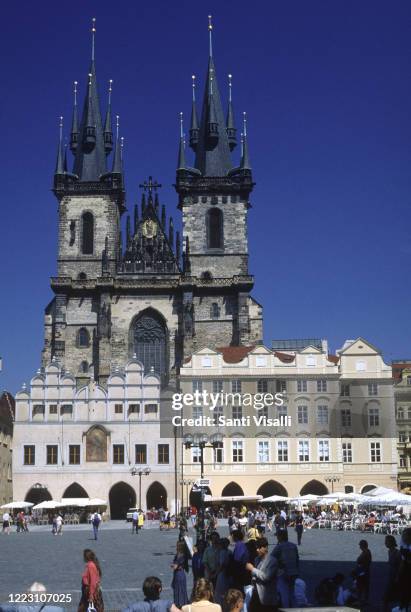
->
[226, 74, 237, 151]
[189, 75, 199, 150]
[103, 79, 113, 155]
[70, 81, 79, 153]
[177, 112, 186, 170]
[240, 111, 251, 170]
[112, 115, 122, 175]
[55, 116, 65, 176]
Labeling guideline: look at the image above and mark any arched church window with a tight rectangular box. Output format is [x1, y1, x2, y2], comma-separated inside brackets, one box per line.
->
[81, 212, 94, 255]
[201, 271, 213, 281]
[78, 272, 87, 280]
[77, 328, 90, 348]
[207, 208, 223, 249]
[210, 303, 220, 319]
[133, 311, 167, 382]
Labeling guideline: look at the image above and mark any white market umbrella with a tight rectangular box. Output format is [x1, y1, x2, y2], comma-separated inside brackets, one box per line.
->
[289, 494, 319, 504]
[84, 498, 107, 507]
[32, 500, 64, 510]
[0, 501, 34, 509]
[261, 495, 290, 503]
[363, 491, 411, 506]
[204, 495, 263, 503]
[60, 498, 90, 507]
[365, 486, 396, 497]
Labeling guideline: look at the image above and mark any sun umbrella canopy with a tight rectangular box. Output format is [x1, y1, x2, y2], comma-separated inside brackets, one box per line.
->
[0, 501, 34, 509]
[261, 495, 289, 503]
[363, 491, 411, 506]
[60, 498, 89, 507]
[84, 498, 107, 507]
[289, 494, 319, 503]
[204, 495, 263, 503]
[32, 500, 64, 510]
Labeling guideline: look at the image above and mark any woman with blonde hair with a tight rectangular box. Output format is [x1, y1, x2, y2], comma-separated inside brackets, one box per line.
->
[182, 578, 221, 612]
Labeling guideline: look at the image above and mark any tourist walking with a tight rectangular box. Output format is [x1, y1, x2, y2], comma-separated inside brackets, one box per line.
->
[78, 549, 104, 612]
[271, 529, 299, 607]
[2, 511, 11, 534]
[295, 512, 304, 546]
[231, 529, 249, 592]
[383, 535, 401, 612]
[56, 513, 63, 535]
[214, 538, 232, 605]
[203, 532, 220, 587]
[132, 510, 138, 534]
[123, 576, 181, 612]
[246, 537, 279, 612]
[354, 539, 372, 606]
[92, 511, 102, 540]
[181, 578, 221, 612]
[192, 540, 206, 581]
[171, 541, 189, 608]
[137, 509, 145, 533]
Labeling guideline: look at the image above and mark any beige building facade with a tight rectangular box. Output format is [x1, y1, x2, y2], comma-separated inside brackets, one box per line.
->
[13, 359, 176, 517]
[179, 338, 397, 499]
[0, 392, 14, 506]
[393, 362, 411, 489]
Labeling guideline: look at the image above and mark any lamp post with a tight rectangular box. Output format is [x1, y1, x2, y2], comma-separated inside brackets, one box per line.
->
[183, 432, 223, 541]
[179, 478, 194, 513]
[325, 475, 341, 494]
[131, 466, 151, 510]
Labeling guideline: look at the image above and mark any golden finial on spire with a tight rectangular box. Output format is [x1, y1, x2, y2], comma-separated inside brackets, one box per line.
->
[208, 15, 213, 57]
[180, 112, 184, 139]
[208, 15, 213, 30]
[88, 72, 92, 87]
[228, 74, 233, 102]
[108, 79, 113, 104]
[59, 116, 64, 143]
[243, 111, 247, 137]
[73, 81, 78, 106]
[192, 75, 196, 101]
[91, 17, 96, 61]
[116, 114, 120, 139]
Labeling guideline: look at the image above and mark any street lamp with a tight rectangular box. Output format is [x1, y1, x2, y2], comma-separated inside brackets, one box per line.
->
[183, 432, 223, 541]
[130, 466, 151, 510]
[179, 478, 194, 512]
[325, 475, 341, 494]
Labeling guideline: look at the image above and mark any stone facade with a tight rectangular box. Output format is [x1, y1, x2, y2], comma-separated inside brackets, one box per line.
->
[178, 339, 397, 498]
[0, 392, 14, 506]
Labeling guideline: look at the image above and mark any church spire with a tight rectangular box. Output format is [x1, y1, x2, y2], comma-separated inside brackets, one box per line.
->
[103, 79, 113, 155]
[70, 81, 79, 154]
[189, 75, 199, 150]
[177, 112, 186, 170]
[194, 16, 233, 176]
[240, 112, 251, 170]
[112, 115, 122, 175]
[55, 116, 64, 175]
[72, 18, 107, 181]
[226, 74, 237, 151]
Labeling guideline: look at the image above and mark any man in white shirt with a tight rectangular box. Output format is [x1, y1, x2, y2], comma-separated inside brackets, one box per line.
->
[132, 510, 138, 534]
[2, 512, 11, 534]
[55, 514, 63, 535]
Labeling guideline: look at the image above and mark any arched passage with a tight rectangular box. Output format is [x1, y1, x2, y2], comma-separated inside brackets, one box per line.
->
[221, 482, 244, 497]
[257, 480, 288, 498]
[190, 486, 212, 509]
[62, 482, 89, 499]
[25, 484, 52, 505]
[146, 481, 167, 510]
[361, 484, 377, 494]
[300, 480, 329, 496]
[109, 482, 136, 520]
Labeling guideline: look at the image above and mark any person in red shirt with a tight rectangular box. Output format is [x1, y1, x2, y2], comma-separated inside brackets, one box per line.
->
[78, 549, 104, 612]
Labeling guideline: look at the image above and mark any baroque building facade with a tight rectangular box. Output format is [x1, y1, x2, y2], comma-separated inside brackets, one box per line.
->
[178, 339, 397, 498]
[393, 360, 411, 490]
[0, 392, 14, 506]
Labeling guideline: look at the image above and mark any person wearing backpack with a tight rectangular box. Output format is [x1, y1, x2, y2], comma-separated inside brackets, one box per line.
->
[92, 511, 102, 540]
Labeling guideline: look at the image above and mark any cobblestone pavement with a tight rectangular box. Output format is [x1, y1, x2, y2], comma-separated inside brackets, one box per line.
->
[0, 521, 390, 610]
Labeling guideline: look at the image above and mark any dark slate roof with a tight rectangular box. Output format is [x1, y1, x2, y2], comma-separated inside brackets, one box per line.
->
[194, 56, 233, 176]
[72, 61, 107, 181]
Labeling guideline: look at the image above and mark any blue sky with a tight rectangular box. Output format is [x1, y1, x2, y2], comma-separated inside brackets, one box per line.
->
[1, 0, 410, 394]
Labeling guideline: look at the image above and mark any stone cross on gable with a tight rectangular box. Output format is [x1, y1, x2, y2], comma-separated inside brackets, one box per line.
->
[139, 176, 162, 196]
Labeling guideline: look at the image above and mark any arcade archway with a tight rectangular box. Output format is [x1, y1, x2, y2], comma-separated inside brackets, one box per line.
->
[146, 481, 167, 509]
[221, 482, 244, 497]
[257, 480, 288, 498]
[109, 482, 136, 519]
[62, 482, 89, 499]
[25, 484, 52, 505]
[300, 480, 328, 496]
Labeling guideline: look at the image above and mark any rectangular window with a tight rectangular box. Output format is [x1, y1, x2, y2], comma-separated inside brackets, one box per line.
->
[369, 407, 380, 427]
[193, 380, 203, 393]
[356, 360, 366, 371]
[400, 455, 406, 468]
[232, 405, 243, 420]
[407, 376, 411, 386]
[317, 379, 327, 392]
[399, 431, 408, 443]
[49, 404, 58, 414]
[257, 440, 270, 463]
[370, 441, 381, 463]
[298, 439, 310, 462]
[318, 439, 330, 462]
[33, 404, 45, 417]
[213, 405, 224, 420]
[277, 440, 289, 462]
[192, 447, 201, 463]
[114, 403, 123, 414]
[257, 379, 268, 393]
[213, 380, 223, 393]
[213, 442, 224, 464]
[232, 440, 244, 463]
[158, 444, 169, 464]
[46, 445, 58, 465]
[135, 444, 147, 464]
[232, 379, 242, 393]
[342, 442, 352, 463]
[368, 383, 378, 396]
[317, 405, 329, 425]
[113, 444, 125, 464]
[145, 404, 158, 414]
[259, 405, 269, 418]
[60, 404, 72, 415]
[256, 356, 267, 367]
[277, 405, 288, 419]
[297, 405, 308, 425]
[69, 445, 80, 465]
[128, 404, 140, 414]
[24, 445, 35, 465]
[193, 405, 203, 419]
[276, 380, 287, 393]
[340, 384, 350, 397]
[397, 408, 404, 420]
[297, 380, 307, 393]
[341, 409, 352, 427]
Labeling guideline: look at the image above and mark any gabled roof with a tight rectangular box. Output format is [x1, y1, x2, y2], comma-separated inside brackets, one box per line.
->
[338, 337, 381, 356]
